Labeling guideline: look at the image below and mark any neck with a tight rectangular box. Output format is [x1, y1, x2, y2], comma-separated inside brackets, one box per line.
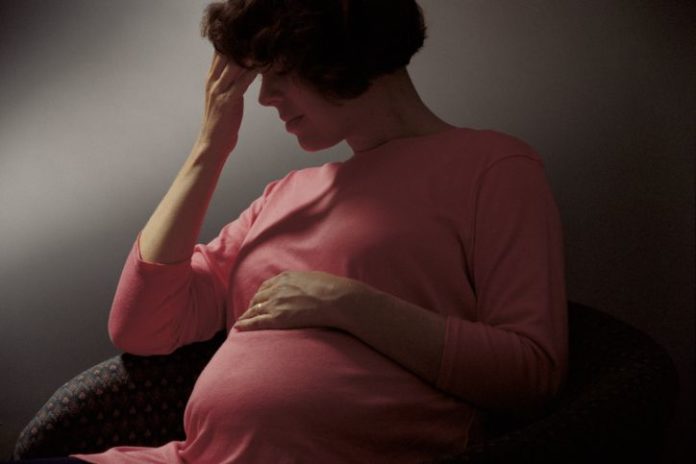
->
[343, 68, 454, 153]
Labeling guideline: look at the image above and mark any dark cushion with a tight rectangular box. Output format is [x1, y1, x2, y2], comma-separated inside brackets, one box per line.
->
[14, 302, 678, 463]
[13, 330, 226, 459]
[424, 301, 679, 463]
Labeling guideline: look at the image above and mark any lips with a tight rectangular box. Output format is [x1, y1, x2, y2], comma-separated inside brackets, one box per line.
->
[285, 114, 304, 131]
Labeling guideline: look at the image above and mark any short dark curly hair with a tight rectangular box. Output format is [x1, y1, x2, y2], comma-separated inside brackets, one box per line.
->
[200, 0, 427, 103]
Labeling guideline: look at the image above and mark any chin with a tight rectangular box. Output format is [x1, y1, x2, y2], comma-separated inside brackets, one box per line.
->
[296, 132, 342, 153]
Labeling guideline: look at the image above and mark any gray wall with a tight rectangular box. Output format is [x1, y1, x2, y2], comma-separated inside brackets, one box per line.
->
[1, 1, 693, 461]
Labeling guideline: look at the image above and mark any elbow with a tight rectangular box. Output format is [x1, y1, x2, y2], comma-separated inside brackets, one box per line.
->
[110, 331, 178, 356]
[107, 323, 141, 354]
[107, 315, 128, 351]
[490, 335, 566, 414]
[525, 345, 568, 411]
[108, 317, 178, 356]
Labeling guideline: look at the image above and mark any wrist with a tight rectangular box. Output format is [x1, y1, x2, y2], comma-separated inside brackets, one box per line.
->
[336, 281, 385, 334]
[188, 141, 230, 167]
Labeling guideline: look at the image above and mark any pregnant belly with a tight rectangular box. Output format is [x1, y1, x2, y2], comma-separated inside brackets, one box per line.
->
[182, 327, 475, 457]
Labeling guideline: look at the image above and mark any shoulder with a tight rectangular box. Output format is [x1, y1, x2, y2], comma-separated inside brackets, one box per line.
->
[460, 127, 543, 166]
[438, 127, 546, 190]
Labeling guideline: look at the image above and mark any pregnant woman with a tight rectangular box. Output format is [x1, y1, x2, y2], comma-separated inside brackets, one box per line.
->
[7, 1, 568, 463]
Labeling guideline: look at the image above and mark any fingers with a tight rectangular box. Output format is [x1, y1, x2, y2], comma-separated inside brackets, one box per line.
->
[217, 57, 247, 90]
[208, 51, 241, 84]
[248, 288, 272, 309]
[206, 50, 259, 96]
[230, 68, 259, 96]
[208, 50, 218, 76]
[208, 51, 224, 81]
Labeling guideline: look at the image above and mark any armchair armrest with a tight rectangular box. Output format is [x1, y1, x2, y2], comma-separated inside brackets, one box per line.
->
[422, 302, 679, 464]
[14, 330, 227, 459]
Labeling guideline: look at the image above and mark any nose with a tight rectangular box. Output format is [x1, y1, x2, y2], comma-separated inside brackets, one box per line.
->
[257, 73, 284, 108]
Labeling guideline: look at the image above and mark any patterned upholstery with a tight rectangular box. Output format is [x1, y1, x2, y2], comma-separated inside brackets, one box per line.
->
[13, 330, 225, 459]
[14, 301, 678, 463]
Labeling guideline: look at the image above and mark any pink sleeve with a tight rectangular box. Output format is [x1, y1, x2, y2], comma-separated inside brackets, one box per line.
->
[436, 155, 568, 413]
[108, 179, 281, 355]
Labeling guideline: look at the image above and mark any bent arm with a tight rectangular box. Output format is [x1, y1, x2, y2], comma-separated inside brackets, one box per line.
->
[438, 156, 568, 412]
[340, 156, 568, 414]
[108, 143, 229, 354]
[108, 174, 279, 356]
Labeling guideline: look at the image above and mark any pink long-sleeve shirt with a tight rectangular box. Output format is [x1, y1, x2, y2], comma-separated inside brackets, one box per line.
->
[72, 126, 568, 463]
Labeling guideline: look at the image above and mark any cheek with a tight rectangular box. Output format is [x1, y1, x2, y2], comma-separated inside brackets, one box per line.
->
[304, 110, 346, 135]
[321, 117, 342, 131]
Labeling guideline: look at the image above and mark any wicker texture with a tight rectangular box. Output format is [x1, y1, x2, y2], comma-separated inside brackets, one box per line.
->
[14, 302, 678, 463]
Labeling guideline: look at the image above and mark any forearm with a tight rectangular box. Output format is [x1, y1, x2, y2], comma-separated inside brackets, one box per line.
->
[340, 287, 447, 386]
[139, 142, 228, 264]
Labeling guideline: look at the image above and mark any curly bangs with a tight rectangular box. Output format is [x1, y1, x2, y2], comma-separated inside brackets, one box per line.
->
[200, 0, 427, 102]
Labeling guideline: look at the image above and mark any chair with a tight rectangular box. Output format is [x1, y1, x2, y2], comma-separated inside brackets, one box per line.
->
[13, 301, 678, 463]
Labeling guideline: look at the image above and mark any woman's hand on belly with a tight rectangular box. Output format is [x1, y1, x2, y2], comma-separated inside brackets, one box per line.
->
[233, 270, 373, 332]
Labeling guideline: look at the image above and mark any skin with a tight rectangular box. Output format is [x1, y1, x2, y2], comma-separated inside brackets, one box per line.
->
[236, 270, 366, 331]
[256, 65, 456, 153]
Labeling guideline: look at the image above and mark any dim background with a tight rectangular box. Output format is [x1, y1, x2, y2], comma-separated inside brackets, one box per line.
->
[0, 0, 693, 461]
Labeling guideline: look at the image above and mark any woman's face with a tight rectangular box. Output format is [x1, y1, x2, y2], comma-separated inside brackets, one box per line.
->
[257, 69, 357, 152]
